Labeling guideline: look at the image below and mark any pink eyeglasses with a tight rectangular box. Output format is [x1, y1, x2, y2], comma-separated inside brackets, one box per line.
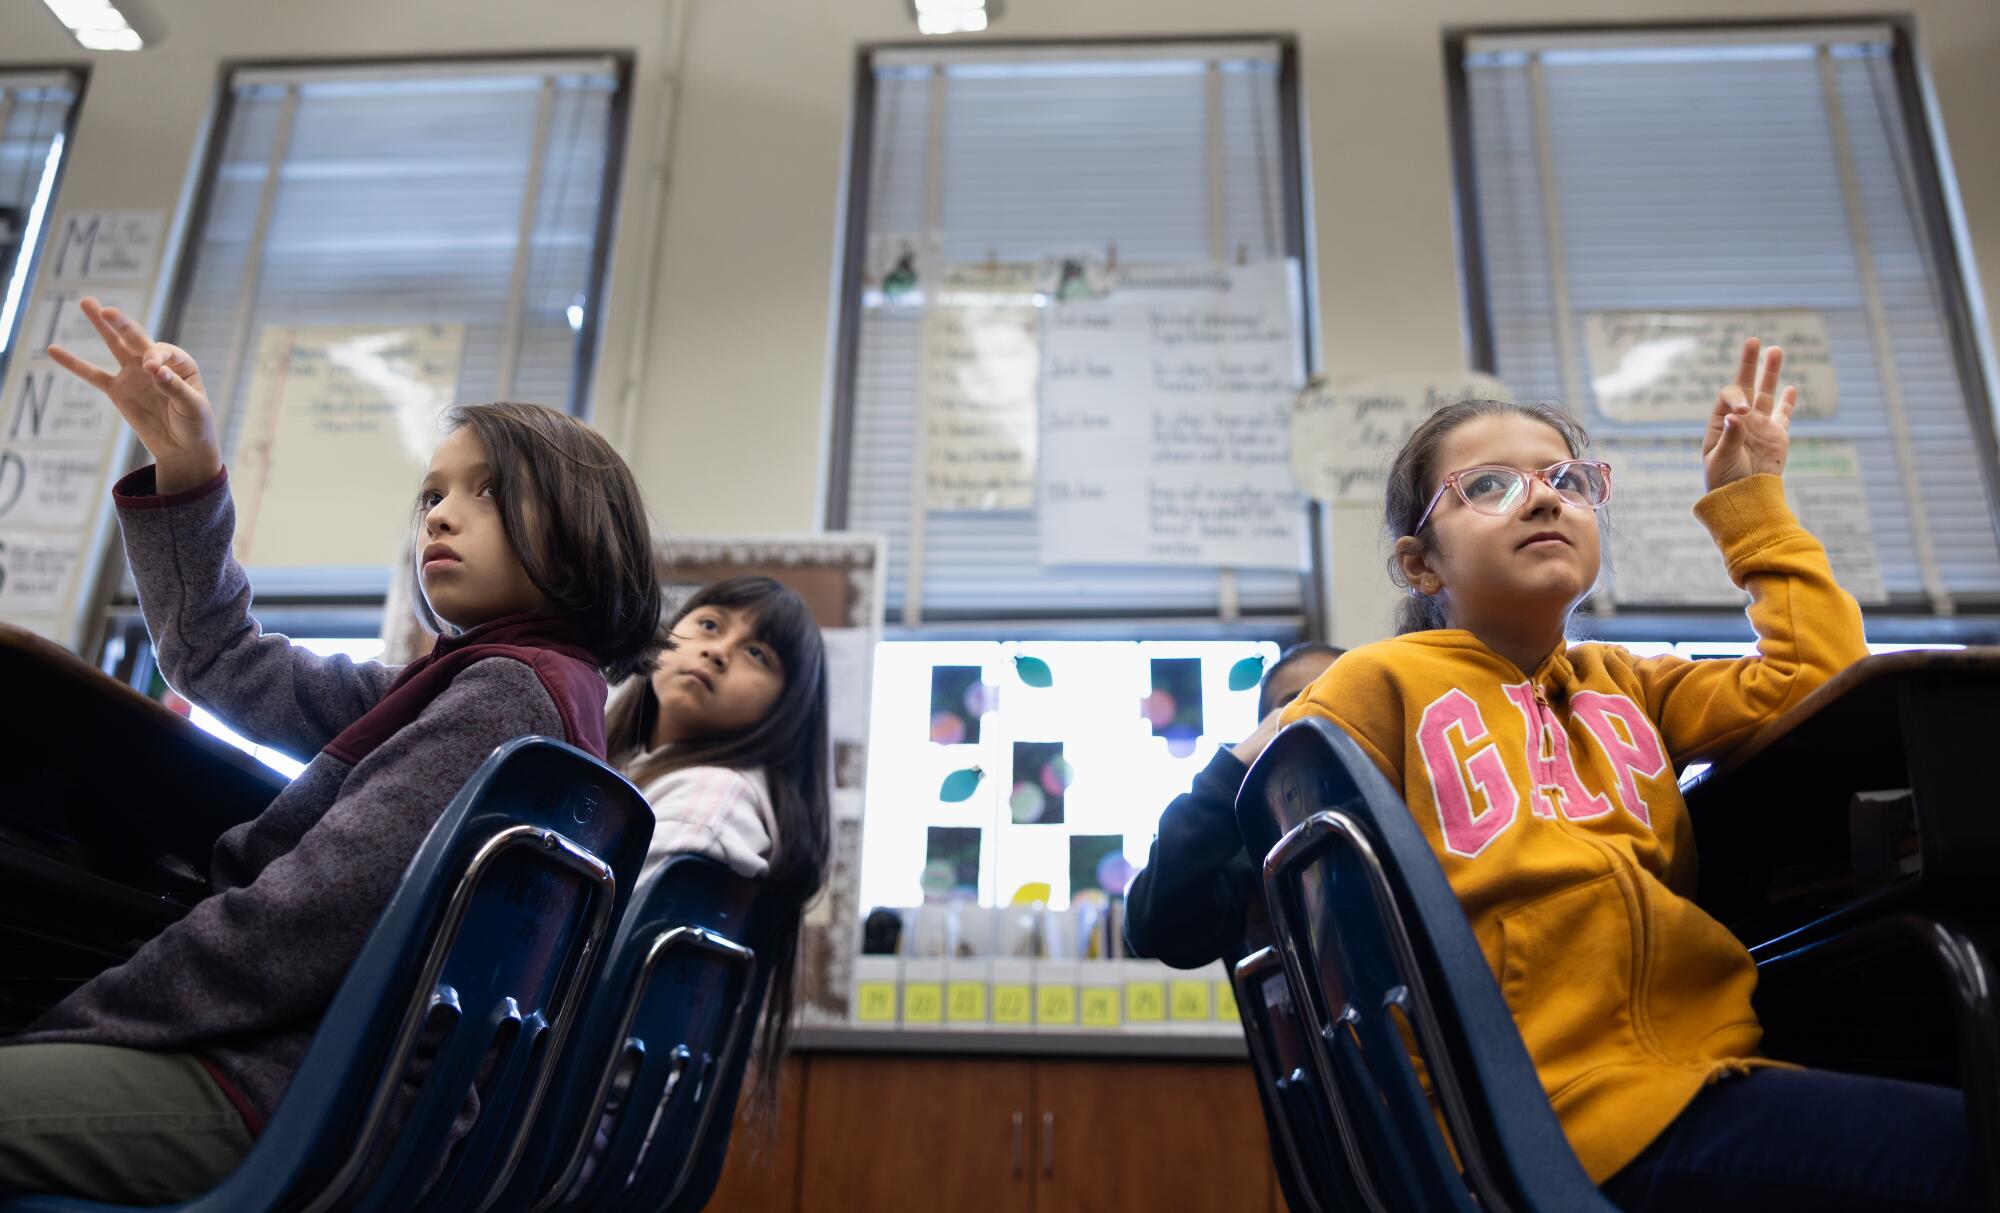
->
[1412, 460, 1613, 533]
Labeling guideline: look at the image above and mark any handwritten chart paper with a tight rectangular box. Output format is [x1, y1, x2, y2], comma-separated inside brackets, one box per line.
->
[1039, 262, 1304, 569]
[1290, 373, 1513, 504]
[1585, 310, 1837, 423]
[1602, 442, 1742, 606]
[1786, 440, 1886, 605]
[230, 324, 465, 569]
[922, 299, 1039, 511]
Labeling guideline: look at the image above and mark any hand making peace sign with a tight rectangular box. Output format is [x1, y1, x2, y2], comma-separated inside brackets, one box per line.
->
[1702, 337, 1797, 494]
[47, 297, 221, 495]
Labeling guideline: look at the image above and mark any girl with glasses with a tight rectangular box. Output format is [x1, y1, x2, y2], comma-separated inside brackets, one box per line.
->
[1283, 340, 1971, 1211]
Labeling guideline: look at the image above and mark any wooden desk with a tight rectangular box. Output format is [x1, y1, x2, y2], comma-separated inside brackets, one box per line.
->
[0, 623, 285, 1028]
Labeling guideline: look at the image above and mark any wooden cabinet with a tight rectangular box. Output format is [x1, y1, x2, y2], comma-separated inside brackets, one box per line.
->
[1033, 1059, 1274, 1213]
[704, 1057, 806, 1210]
[709, 1053, 1277, 1213]
[798, 1056, 1035, 1213]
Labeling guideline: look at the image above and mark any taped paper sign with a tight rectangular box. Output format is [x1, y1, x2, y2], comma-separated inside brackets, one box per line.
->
[1585, 310, 1837, 424]
[922, 297, 1039, 512]
[1289, 373, 1513, 504]
[1601, 439, 1885, 606]
[230, 324, 466, 569]
[1039, 261, 1306, 568]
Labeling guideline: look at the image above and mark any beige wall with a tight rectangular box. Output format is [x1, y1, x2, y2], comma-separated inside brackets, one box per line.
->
[7, 0, 1998, 645]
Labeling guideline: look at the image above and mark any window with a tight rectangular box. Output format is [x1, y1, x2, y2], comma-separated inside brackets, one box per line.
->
[1450, 23, 2000, 630]
[827, 41, 1314, 629]
[157, 56, 627, 598]
[0, 69, 83, 380]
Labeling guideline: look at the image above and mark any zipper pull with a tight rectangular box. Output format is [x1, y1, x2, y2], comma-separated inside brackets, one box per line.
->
[1533, 681, 1550, 709]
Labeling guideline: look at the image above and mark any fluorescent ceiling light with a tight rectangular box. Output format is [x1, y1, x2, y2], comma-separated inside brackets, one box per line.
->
[40, 0, 146, 50]
[917, 9, 987, 35]
[911, 0, 993, 36]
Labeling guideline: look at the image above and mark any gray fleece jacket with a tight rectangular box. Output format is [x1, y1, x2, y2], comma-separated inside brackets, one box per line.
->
[10, 466, 605, 1134]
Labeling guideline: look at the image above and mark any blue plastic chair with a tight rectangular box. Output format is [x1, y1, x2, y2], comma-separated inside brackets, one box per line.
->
[1231, 944, 1364, 1213]
[1236, 718, 1618, 1213]
[1, 735, 654, 1213]
[495, 854, 780, 1213]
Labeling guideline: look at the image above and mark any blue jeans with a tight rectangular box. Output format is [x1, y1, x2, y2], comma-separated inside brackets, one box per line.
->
[1602, 1068, 1976, 1212]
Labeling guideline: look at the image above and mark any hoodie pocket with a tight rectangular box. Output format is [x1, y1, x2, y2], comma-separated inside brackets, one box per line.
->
[1497, 872, 1636, 1100]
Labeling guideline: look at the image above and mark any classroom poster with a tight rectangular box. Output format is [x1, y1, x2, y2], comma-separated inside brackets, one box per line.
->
[1601, 441, 1743, 606]
[1584, 310, 1838, 423]
[1038, 261, 1306, 568]
[1599, 438, 1886, 606]
[1785, 439, 1887, 605]
[0, 208, 165, 640]
[229, 323, 466, 569]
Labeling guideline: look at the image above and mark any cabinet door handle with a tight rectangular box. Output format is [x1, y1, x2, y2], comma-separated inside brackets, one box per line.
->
[1011, 1110, 1024, 1176]
[1041, 1111, 1055, 1177]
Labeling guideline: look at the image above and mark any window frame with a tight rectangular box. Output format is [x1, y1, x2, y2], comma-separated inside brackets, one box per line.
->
[0, 64, 89, 384]
[1443, 18, 2000, 644]
[821, 36, 1325, 639]
[158, 50, 633, 421]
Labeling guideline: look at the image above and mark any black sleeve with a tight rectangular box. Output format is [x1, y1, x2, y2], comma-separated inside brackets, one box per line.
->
[1122, 748, 1253, 969]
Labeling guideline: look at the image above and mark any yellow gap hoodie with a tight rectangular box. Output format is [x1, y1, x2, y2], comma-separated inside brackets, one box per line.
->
[1280, 474, 1867, 1182]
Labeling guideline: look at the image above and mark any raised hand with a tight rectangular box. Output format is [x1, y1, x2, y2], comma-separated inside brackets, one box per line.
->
[48, 297, 221, 495]
[1703, 337, 1797, 493]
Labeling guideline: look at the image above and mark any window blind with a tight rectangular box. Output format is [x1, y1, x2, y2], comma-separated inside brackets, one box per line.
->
[150, 57, 623, 596]
[836, 43, 1309, 625]
[1459, 25, 2000, 611]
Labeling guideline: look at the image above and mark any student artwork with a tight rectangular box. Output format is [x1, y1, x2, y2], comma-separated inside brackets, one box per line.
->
[1010, 741, 1071, 824]
[923, 826, 982, 902]
[1142, 657, 1205, 758]
[1069, 834, 1135, 901]
[929, 664, 992, 744]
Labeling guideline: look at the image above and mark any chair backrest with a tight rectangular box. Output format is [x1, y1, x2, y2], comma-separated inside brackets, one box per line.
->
[0, 736, 655, 1213]
[503, 854, 781, 1213]
[1232, 945, 1365, 1213]
[1236, 718, 1618, 1213]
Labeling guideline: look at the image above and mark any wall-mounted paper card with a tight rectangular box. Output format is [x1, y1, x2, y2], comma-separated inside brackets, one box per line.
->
[1290, 372, 1513, 504]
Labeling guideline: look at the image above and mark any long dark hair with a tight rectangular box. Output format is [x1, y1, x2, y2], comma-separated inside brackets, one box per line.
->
[604, 576, 832, 1113]
[1383, 399, 1594, 634]
[410, 402, 662, 682]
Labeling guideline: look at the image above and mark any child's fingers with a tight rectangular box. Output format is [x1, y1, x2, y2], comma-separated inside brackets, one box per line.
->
[1732, 338, 1762, 397]
[99, 306, 161, 361]
[1776, 385, 1797, 430]
[149, 360, 209, 412]
[45, 343, 116, 391]
[143, 344, 200, 381]
[79, 297, 141, 365]
[1754, 345, 1785, 412]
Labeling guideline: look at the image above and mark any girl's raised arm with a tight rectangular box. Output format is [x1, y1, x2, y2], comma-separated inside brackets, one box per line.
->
[51, 299, 399, 758]
[1632, 338, 1865, 763]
